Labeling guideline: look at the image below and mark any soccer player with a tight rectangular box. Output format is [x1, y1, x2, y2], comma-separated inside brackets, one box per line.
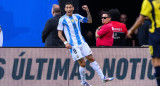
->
[57, 2, 114, 86]
[127, 0, 160, 86]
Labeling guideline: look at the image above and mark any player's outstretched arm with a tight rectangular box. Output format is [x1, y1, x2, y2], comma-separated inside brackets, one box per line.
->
[82, 5, 92, 23]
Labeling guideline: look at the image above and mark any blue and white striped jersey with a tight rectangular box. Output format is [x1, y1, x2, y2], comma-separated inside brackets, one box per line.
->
[57, 14, 88, 46]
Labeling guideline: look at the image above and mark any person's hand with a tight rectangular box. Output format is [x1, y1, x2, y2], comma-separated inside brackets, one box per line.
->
[65, 43, 72, 49]
[127, 29, 133, 38]
[97, 26, 102, 30]
[82, 5, 89, 11]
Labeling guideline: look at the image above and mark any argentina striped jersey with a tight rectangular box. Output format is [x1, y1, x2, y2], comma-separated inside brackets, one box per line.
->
[57, 14, 88, 46]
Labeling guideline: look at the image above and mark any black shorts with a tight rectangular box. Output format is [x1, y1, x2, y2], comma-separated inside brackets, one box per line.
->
[149, 28, 160, 58]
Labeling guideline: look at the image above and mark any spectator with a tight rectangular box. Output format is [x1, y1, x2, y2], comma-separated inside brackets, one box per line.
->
[120, 14, 128, 25]
[109, 9, 128, 46]
[95, 11, 113, 47]
[120, 13, 134, 46]
[42, 4, 64, 47]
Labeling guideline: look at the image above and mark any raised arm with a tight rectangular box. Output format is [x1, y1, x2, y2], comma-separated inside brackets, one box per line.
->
[82, 5, 92, 23]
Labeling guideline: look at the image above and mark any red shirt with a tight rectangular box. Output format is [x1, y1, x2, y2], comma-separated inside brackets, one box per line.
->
[111, 21, 128, 38]
[111, 21, 128, 46]
[96, 22, 113, 46]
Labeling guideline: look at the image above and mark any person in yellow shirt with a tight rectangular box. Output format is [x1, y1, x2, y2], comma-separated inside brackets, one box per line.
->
[127, 0, 160, 86]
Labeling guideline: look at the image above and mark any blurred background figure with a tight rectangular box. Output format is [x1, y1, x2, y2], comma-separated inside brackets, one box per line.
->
[120, 13, 135, 46]
[42, 4, 64, 47]
[109, 9, 128, 46]
[95, 11, 113, 47]
[137, 16, 151, 46]
[120, 14, 128, 25]
[0, 25, 3, 47]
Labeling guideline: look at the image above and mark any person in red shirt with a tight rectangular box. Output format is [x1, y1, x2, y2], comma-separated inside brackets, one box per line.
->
[95, 11, 114, 47]
[109, 9, 128, 46]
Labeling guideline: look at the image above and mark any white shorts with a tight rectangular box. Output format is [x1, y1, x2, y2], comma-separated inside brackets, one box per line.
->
[69, 42, 92, 61]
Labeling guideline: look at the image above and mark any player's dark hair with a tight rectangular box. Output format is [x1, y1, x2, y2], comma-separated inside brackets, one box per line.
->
[109, 8, 120, 21]
[100, 11, 111, 17]
[65, 2, 74, 7]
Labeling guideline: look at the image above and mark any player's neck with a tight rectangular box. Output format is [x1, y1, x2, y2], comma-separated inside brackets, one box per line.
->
[66, 14, 73, 17]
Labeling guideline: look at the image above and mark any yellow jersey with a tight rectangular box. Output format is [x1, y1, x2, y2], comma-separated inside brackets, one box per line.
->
[140, 0, 160, 33]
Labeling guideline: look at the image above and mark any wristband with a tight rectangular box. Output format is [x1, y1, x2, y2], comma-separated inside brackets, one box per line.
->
[64, 41, 68, 45]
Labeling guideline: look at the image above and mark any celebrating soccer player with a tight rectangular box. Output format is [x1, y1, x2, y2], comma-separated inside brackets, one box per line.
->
[57, 2, 114, 86]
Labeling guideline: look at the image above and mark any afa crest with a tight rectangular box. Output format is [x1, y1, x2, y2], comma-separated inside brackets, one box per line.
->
[71, 19, 74, 23]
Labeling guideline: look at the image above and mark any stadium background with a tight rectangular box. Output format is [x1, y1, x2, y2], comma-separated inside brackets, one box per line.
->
[0, 0, 142, 47]
[0, 0, 157, 86]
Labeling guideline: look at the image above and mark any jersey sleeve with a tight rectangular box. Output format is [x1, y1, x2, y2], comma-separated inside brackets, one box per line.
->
[75, 14, 88, 23]
[57, 18, 64, 31]
[140, 0, 152, 17]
